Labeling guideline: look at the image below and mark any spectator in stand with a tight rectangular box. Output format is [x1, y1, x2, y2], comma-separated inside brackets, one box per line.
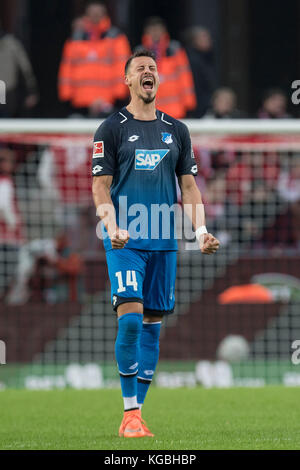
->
[226, 152, 279, 207]
[58, 1, 131, 118]
[204, 87, 246, 119]
[224, 151, 280, 243]
[277, 156, 300, 249]
[0, 147, 25, 298]
[6, 232, 83, 305]
[257, 88, 291, 119]
[202, 87, 245, 188]
[277, 157, 300, 203]
[183, 26, 217, 118]
[136, 17, 196, 119]
[0, 22, 39, 118]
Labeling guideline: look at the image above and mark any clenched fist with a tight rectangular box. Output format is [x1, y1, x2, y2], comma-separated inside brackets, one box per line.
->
[199, 233, 220, 254]
[110, 229, 130, 249]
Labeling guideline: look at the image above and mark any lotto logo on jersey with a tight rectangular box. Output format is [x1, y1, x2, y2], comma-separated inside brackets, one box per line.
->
[135, 149, 170, 170]
[93, 141, 104, 158]
[191, 164, 198, 174]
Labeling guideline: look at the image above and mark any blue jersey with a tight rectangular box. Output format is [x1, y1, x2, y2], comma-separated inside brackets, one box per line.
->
[92, 107, 197, 251]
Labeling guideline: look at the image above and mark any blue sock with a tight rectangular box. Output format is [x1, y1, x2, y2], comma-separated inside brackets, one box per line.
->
[115, 312, 143, 410]
[137, 322, 161, 406]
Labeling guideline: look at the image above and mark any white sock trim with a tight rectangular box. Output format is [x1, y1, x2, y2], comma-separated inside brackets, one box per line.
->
[119, 370, 138, 376]
[123, 396, 138, 410]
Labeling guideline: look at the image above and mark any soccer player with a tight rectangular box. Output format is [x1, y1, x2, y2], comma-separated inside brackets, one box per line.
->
[92, 49, 220, 438]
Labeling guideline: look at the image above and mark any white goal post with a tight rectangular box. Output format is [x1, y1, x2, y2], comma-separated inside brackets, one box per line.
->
[1, 118, 300, 135]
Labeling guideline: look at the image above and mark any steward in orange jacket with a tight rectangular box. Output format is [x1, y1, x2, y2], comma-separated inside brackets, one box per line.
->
[58, 3, 131, 114]
[136, 17, 196, 119]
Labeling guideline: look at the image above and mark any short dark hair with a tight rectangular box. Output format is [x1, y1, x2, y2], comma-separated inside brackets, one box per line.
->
[85, 1, 107, 13]
[125, 49, 156, 75]
[86, 0, 106, 7]
[262, 88, 287, 102]
[144, 16, 166, 30]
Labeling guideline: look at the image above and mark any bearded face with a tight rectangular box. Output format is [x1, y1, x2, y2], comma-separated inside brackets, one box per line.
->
[125, 56, 160, 104]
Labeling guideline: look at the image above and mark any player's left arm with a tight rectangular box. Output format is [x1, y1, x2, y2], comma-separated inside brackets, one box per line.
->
[176, 122, 219, 254]
[178, 175, 220, 254]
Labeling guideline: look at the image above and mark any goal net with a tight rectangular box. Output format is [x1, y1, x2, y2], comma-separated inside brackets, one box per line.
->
[0, 119, 299, 389]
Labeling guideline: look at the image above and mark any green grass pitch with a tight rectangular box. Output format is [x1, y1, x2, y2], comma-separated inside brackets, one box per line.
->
[0, 386, 299, 450]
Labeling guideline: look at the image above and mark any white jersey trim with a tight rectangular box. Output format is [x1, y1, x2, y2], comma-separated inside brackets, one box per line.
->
[119, 112, 128, 124]
[161, 113, 173, 125]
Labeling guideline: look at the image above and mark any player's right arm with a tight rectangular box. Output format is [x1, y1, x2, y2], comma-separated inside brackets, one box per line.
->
[91, 122, 129, 249]
[92, 175, 129, 249]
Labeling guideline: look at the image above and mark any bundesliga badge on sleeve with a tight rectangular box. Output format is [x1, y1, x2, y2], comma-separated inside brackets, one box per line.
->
[93, 141, 104, 158]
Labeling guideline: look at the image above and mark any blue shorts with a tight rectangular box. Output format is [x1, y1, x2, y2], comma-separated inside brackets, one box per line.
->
[105, 248, 177, 316]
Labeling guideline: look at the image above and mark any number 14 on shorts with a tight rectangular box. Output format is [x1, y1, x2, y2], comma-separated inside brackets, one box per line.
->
[115, 271, 138, 293]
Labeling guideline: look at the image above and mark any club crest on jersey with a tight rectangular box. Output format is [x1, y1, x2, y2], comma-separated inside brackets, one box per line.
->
[161, 132, 173, 144]
[93, 141, 104, 158]
[135, 149, 170, 170]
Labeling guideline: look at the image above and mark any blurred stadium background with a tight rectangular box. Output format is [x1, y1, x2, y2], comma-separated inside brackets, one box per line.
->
[0, 0, 300, 391]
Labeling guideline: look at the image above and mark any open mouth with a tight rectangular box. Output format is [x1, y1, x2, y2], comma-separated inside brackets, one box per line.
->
[141, 76, 154, 91]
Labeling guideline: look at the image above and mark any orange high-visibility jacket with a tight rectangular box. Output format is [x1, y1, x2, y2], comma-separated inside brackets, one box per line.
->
[58, 17, 131, 108]
[140, 34, 196, 119]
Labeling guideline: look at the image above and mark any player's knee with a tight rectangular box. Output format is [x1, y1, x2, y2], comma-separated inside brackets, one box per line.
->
[143, 314, 163, 323]
[116, 313, 143, 359]
[118, 312, 143, 336]
[117, 302, 143, 316]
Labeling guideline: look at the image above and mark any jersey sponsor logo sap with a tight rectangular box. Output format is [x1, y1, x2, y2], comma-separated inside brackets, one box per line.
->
[135, 149, 170, 171]
[93, 141, 104, 158]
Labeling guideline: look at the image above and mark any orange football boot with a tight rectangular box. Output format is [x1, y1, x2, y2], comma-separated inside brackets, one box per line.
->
[119, 409, 146, 438]
[141, 418, 154, 437]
